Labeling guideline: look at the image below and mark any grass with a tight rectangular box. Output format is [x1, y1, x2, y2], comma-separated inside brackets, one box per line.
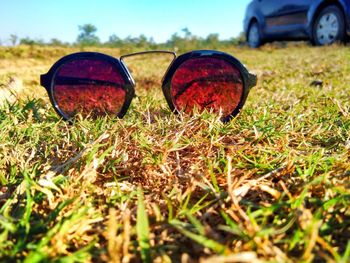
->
[0, 44, 349, 262]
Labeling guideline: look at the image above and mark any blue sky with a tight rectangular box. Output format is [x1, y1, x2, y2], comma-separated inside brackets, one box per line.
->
[0, 0, 250, 44]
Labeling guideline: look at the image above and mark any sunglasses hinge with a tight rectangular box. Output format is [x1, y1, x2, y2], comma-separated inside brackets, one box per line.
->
[247, 73, 257, 89]
[40, 74, 50, 89]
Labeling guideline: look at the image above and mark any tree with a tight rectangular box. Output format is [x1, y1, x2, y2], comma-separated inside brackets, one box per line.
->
[181, 27, 192, 39]
[135, 34, 153, 48]
[205, 33, 220, 49]
[9, 34, 18, 46]
[49, 38, 66, 46]
[106, 34, 123, 47]
[19, 37, 44, 46]
[167, 32, 182, 50]
[77, 24, 100, 46]
[236, 31, 247, 45]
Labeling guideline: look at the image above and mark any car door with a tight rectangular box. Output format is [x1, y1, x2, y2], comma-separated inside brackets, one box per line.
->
[260, 0, 314, 37]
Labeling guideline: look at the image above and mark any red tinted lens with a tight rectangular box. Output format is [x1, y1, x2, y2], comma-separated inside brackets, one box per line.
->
[53, 59, 126, 118]
[170, 57, 243, 117]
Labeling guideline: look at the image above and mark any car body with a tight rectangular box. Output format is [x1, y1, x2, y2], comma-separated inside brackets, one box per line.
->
[244, 0, 350, 47]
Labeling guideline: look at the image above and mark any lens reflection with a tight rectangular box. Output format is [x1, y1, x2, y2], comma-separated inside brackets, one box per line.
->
[170, 57, 243, 117]
[53, 59, 126, 119]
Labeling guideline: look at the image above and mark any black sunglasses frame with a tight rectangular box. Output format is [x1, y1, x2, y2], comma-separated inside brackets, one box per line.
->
[40, 50, 257, 122]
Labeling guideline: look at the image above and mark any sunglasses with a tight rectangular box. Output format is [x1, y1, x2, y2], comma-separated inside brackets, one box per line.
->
[40, 50, 257, 122]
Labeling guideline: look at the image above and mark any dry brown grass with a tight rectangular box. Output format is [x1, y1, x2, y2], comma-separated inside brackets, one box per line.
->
[0, 44, 349, 262]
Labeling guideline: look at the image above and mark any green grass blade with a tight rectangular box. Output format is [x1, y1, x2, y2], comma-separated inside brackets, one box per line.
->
[170, 219, 227, 254]
[137, 186, 151, 263]
[341, 241, 350, 263]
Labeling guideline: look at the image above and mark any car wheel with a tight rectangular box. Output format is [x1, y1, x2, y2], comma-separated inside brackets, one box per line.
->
[312, 5, 345, 46]
[247, 22, 262, 48]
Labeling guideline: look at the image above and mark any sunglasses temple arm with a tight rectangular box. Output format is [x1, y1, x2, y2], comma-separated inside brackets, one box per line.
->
[247, 73, 257, 89]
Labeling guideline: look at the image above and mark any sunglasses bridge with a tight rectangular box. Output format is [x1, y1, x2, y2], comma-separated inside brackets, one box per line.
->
[120, 50, 177, 62]
[119, 50, 177, 86]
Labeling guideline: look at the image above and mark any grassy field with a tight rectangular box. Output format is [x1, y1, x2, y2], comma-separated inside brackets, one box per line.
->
[0, 44, 349, 262]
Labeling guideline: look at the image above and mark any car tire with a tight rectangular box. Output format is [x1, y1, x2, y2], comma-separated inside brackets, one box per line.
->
[247, 22, 262, 48]
[312, 5, 345, 46]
